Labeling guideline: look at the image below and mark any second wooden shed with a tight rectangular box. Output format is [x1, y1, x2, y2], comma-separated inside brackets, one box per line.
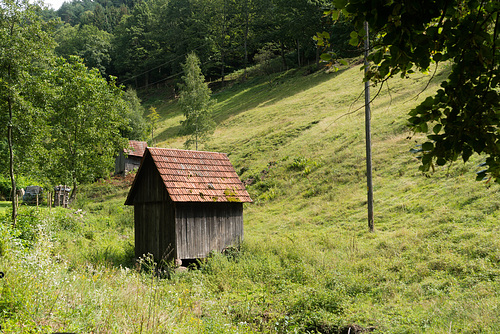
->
[125, 147, 252, 262]
[115, 140, 148, 175]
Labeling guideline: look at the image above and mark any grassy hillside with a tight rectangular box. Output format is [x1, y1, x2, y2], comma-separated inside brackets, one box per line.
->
[1, 62, 499, 333]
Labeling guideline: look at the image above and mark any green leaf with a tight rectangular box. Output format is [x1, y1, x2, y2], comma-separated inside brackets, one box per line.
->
[419, 122, 428, 133]
[462, 146, 473, 163]
[422, 96, 434, 107]
[422, 142, 434, 151]
[333, 0, 348, 9]
[372, 51, 383, 65]
[432, 124, 442, 134]
[339, 59, 348, 66]
[476, 170, 487, 181]
[433, 53, 443, 62]
[320, 53, 332, 62]
[330, 10, 339, 21]
[349, 36, 359, 46]
[436, 157, 447, 166]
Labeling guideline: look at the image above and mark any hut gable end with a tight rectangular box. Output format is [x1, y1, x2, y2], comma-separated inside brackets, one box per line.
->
[125, 150, 170, 205]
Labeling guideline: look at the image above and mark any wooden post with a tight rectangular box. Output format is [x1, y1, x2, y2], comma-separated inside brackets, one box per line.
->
[364, 21, 374, 232]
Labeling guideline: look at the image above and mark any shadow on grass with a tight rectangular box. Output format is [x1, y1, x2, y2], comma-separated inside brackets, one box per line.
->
[212, 67, 349, 124]
[148, 66, 349, 146]
[155, 123, 183, 143]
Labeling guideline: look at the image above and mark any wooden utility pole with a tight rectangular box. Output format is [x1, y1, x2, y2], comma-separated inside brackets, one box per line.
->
[364, 21, 374, 232]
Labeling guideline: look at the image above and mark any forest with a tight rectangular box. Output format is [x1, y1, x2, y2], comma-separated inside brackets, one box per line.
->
[48, 0, 358, 89]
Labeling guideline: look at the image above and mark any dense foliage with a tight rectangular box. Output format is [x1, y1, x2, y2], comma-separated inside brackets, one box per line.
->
[46, 0, 360, 90]
[0, 0, 57, 223]
[43, 57, 129, 200]
[327, 0, 500, 182]
[1, 0, 149, 219]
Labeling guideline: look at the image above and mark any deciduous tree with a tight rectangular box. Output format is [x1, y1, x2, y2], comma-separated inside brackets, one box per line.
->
[178, 53, 215, 150]
[147, 106, 160, 145]
[45, 57, 128, 201]
[54, 23, 113, 76]
[120, 88, 149, 141]
[0, 0, 56, 224]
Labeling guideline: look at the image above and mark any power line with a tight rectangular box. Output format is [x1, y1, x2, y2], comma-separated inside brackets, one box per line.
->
[135, 70, 183, 90]
[117, 41, 212, 85]
[134, 58, 218, 90]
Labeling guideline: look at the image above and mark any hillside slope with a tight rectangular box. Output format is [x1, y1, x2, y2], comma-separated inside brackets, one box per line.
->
[153, 62, 498, 233]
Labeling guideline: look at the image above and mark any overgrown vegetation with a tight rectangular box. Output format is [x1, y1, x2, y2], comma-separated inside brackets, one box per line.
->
[1, 62, 499, 333]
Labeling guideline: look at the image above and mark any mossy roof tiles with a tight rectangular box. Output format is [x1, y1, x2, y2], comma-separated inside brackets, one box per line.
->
[128, 147, 252, 203]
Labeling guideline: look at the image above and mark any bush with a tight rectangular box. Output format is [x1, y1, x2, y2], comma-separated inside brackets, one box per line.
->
[14, 208, 43, 244]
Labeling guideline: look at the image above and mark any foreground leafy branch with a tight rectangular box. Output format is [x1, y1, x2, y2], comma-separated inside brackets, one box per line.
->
[327, 0, 500, 181]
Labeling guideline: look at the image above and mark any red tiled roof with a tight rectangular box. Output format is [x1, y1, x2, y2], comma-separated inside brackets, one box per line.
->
[125, 140, 148, 158]
[148, 147, 252, 203]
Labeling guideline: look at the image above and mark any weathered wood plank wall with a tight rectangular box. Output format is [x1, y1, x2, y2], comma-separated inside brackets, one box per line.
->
[175, 203, 243, 259]
[132, 158, 175, 261]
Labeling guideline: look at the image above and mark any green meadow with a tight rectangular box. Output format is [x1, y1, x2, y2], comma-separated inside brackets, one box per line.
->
[0, 202, 10, 215]
[1, 62, 499, 333]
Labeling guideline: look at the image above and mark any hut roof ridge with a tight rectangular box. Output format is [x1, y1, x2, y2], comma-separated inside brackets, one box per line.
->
[126, 147, 252, 204]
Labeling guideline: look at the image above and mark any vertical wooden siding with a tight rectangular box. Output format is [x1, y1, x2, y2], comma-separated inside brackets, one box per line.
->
[131, 158, 175, 261]
[175, 202, 243, 259]
[134, 202, 176, 261]
[114, 151, 125, 175]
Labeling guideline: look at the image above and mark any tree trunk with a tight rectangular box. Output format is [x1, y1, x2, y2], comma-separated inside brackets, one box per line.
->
[8, 97, 16, 226]
[221, 50, 225, 86]
[69, 180, 78, 204]
[280, 41, 287, 71]
[297, 40, 301, 67]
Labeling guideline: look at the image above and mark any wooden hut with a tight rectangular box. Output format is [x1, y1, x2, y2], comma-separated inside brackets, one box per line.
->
[125, 147, 252, 262]
[115, 140, 148, 175]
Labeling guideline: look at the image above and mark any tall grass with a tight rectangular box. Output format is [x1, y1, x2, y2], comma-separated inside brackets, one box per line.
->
[1, 62, 499, 332]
